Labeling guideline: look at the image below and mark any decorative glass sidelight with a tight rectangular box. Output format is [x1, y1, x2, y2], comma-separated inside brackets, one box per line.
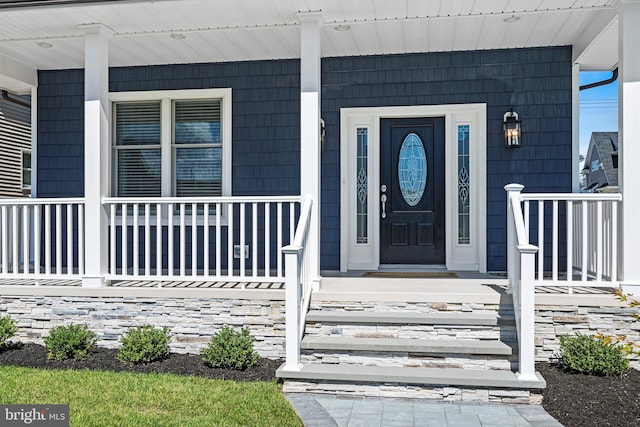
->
[458, 124, 470, 245]
[398, 133, 427, 207]
[356, 127, 368, 244]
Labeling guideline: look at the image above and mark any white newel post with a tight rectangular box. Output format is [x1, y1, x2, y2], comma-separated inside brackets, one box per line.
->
[282, 246, 302, 371]
[81, 24, 112, 288]
[298, 12, 322, 289]
[619, 1, 640, 294]
[517, 246, 538, 382]
[505, 184, 524, 291]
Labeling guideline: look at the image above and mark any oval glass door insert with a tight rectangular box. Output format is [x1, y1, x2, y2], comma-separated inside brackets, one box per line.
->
[398, 132, 427, 207]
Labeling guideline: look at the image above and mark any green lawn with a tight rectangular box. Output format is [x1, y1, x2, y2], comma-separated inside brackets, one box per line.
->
[0, 366, 302, 427]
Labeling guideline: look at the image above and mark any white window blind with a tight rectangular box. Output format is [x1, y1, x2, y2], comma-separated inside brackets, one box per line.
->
[114, 102, 161, 197]
[173, 100, 222, 197]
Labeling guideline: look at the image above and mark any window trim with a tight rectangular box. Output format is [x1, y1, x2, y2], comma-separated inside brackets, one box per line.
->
[109, 88, 232, 198]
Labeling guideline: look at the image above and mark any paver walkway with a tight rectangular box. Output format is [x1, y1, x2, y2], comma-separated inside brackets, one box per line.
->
[286, 394, 564, 427]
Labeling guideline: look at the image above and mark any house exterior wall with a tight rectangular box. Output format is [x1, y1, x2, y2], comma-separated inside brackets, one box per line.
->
[36, 46, 573, 272]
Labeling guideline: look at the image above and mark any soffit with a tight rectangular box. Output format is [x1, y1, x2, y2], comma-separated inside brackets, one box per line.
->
[0, 0, 621, 71]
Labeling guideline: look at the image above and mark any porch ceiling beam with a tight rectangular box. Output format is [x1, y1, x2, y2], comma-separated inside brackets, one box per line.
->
[0, 54, 36, 94]
[572, 9, 618, 68]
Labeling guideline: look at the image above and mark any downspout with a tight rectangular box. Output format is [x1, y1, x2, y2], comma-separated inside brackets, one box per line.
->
[1, 90, 31, 108]
[579, 68, 618, 91]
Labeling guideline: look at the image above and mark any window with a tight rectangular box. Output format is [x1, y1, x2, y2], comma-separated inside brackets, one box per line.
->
[590, 160, 600, 171]
[111, 89, 231, 198]
[21, 150, 31, 196]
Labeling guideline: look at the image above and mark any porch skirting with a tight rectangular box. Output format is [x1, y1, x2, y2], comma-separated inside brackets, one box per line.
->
[1, 294, 285, 359]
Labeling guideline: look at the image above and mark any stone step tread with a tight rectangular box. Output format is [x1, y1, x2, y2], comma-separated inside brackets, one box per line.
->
[276, 364, 546, 389]
[301, 336, 515, 355]
[306, 310, 515, 326]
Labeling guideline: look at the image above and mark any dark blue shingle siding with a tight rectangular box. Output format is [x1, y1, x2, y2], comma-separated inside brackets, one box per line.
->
[37, 46, 572, 272]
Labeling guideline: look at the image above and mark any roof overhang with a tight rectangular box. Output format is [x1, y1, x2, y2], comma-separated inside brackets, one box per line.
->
[0, 0, 622, 93]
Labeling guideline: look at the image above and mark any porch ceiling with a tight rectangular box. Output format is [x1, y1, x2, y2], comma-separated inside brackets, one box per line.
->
[0, 0, 621, 92]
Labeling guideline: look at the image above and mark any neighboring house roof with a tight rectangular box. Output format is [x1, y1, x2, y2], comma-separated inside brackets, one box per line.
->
[583, 132, 618, 191]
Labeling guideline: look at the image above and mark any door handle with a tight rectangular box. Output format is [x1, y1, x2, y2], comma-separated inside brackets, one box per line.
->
[381, 194, 387, 218]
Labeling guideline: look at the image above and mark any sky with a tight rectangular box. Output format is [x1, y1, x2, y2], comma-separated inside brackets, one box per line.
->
[579, 70, 618, 158]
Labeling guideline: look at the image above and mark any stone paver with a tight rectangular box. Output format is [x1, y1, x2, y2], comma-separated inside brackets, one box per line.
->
[285, 394, 564, 427]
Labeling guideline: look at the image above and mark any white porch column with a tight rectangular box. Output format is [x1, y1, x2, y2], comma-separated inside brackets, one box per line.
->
[298, 12, 322, 286]
[81, 24, 112, 288]
[619, 1, 640, 293]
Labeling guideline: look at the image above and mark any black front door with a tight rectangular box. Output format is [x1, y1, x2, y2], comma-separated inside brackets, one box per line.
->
[380, 117, 445, 264]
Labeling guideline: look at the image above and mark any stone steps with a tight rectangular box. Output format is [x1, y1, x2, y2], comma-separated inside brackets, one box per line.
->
[277, 307, 546, 402]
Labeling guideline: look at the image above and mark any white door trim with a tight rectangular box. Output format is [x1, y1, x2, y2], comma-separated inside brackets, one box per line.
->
[339, 104, 487, 273]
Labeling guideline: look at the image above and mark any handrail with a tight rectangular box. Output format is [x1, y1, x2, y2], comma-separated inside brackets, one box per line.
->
[0, 198, 85, 206]
[282, 195, 313, 371]
[104, 195, 303, 204]
[520, 193, 622, 202]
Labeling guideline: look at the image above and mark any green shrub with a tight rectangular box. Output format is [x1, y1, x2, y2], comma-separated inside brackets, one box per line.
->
[0, 315, 17, 348]
[43, 324, 97, 361]
[118, 325, 171, 364]
[559, 333, 630, 376]
[201, 325, 259, 370]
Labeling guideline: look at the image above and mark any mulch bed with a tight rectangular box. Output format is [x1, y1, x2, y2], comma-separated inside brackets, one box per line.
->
[0, 343, 280, 382]
[1, 343, 639, 426]
[537, 362, 640, 427]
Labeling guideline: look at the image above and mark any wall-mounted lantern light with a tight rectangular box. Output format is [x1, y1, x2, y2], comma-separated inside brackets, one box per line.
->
[503, 109, 522, 148]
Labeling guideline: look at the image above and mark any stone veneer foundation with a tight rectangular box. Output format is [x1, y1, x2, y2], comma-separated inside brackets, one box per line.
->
[0, 294, 286, 359]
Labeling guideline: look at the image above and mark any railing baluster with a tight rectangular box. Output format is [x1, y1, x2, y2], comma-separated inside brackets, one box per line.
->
[277, 202, 283, 278]
[290, 202, 295, 244]
[12, 205, 18, 274]
[23, 205, 29, 274]
[179, 203, 186, 277]
[156, 203, 162, 277]
[611, 201, 618, 282]
[0, 206, 6, 275]
[110, 204, 116, 275]
[203, 203, 209, 277]
[552, 200, 558, 282]
[227, 202, 233, 277]
[240, 202, 246, 280]
[67, 204, 73, 274]
[133, 203, 139, 276]
[44, 204, 51, 275]
[252, 202, 258, 278]
[34, 205, 40, 276]
[215, 203, 221, 277]
[78, 203, 84, 276]
[566, 200, 573, 290]
[191, 203, 197, 277]
[55, 204, 62, 275]
[524, 200, 530, 240]
[168, 203, 174, 276]
[537, 200, 544, 281]
[145, 203, 150, 277]
[581, 201, 588, 282]
[596, 200, 603, 282]
[264, 203, 270, 278]
[122, 203, 128, 277]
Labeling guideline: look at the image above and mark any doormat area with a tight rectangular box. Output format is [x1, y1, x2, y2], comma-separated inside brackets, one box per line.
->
[362, 271, 459, 278]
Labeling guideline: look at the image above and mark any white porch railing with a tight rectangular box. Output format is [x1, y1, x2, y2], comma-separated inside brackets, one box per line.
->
[0, 198, 85, 280]
[505, 184, 623, 382]
[103, 196, 303, 284]
[282, 195, 313, 371]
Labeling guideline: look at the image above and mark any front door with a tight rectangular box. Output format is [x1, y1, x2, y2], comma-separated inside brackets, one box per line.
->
[380, 117, 445, 264]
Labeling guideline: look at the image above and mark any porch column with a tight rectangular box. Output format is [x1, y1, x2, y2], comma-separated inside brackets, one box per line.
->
[298, 12, 322, 286]
[619, 1, 640, 293]
[81, 24, 112, 288]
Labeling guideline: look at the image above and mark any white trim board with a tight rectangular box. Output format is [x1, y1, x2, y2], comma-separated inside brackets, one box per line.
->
[339, 104, 487, 273]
